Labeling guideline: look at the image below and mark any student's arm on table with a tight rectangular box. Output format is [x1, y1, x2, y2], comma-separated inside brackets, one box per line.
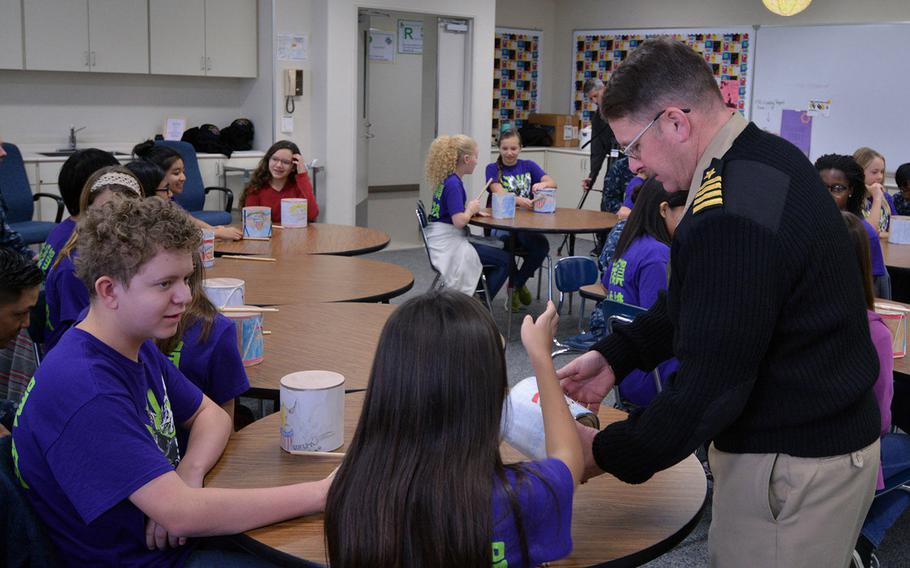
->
[131, 469, 332, 547]
[452, 198, 486, 229]
[522, 302, 584, 486]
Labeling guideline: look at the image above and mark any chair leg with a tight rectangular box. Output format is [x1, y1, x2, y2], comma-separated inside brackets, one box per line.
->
[578, 298, 587, 334]
[479, 274, 493, 314]
[506, 286, 515, 344]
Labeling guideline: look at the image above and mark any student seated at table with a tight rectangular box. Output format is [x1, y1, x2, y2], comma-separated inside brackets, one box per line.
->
[424, 134, 511, 299]
[125, 159, 168, 199]
[12, 197, 333, 566]
[841, 211, 910, 568]
[487, 127, 555, 311]
[325, 290, 581, 567]
[0, 247, 41, 437]
[239, 140, 319, 224]
[133, 140, 242, 241]
[44, 167, 143, 351]
[156, 251, 250, 446]
[592, 179, 685, 407]
[37, 149, 119, 276]
[893, 163, 910, 216]
[816, 154, 890, 299]
[854, 146, 895, 236]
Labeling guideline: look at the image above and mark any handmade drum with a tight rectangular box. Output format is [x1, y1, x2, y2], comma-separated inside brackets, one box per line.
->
[225, 310, 264, 367]
[202, 277, 245, 309]
[501, 376, 599, 460]
[279, 371, 345, 453]
[281, 198, 308, 228]
[889, 216, 910, 244]
[533, 188, 556, 214]
[491, 192, 516, 219]
[242, 206, 272, 238]
[199, 229, 215, 268]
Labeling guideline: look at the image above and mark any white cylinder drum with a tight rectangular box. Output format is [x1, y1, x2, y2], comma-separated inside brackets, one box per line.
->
[279, 370, 345, 453]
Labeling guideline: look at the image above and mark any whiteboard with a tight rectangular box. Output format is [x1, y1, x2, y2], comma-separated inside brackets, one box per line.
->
[751, 23, 910, 168]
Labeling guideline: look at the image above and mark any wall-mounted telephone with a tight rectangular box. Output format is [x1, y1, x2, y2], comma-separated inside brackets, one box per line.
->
[284, 68, 303, 113]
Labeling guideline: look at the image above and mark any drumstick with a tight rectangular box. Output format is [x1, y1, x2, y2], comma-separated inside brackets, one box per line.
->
[284, 449, 346, 458]
[262, 330, 272, 335]
[272, 225, 285, 229]
[221, 254, 277, 262]
[241, 236, 271, 241]
[474, 178, 494, 202]
[219, 306, 280, 313]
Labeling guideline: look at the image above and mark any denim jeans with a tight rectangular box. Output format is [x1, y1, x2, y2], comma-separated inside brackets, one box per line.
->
[492, 229, 549, 289]
[472, 242, 512, 299]
[861, 433, 910, 547]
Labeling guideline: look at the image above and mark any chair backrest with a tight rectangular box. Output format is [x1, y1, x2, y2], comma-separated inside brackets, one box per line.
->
[155, 140, 205, 212]
[553, 256, 598, 313]
[602, 299, 648, 332]
[415, 200, 442, 277]
[0, 143, 35, 223]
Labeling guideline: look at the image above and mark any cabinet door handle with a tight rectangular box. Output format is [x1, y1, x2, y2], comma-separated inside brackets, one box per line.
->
[84, 51, 90, 66]
[90, 51, 96, 67]
[206, 57, 212, 71]
[201, 56, 206, 71]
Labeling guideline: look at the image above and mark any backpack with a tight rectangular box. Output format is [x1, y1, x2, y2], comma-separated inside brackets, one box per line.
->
[220, 118, 255, 151]
[517, 124, 553, 147]
[181, 124, 234, 157]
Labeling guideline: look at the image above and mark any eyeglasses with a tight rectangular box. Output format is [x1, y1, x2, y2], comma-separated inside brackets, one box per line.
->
[155, 187, 172, 197]
[827, 184, 850, 195]
[270, 156, 294, 167]
[620, 108, 690, 160]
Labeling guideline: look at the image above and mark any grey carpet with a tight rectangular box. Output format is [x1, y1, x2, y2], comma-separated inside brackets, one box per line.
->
[364, 235, 910, 567]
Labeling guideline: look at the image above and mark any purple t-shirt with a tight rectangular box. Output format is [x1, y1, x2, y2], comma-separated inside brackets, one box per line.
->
[491, 458, 574, 566]
[622, 177, 645, 210]
[12, 328, 203, 566]
[37, 217, 76, 275]
[44, 253, 90, 351]
[884, 191, 897, 216]
[166, 314, 250, 448]
[863, 219, 886, 277]
[604, 235, 679, 406]
[428, 173, 467, 225]
[485, 159, 546, 199]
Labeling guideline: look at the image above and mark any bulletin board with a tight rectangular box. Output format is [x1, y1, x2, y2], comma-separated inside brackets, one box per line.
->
[572, 27, 755, 128]
[493, 27, 542, 143]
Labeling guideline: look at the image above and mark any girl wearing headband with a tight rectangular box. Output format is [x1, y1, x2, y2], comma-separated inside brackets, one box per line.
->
[44, 166, 144, 351]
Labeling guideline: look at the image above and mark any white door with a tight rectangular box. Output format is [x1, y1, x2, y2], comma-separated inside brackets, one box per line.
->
[89, 0, 149, 73]
[0, 0, 24, 69]
[205, 0, 257, 78]
[355, 13, 373, 227]
[435, 18, 469, 137]
[149, 0, 206, 76]
[24, 0, 90, 72]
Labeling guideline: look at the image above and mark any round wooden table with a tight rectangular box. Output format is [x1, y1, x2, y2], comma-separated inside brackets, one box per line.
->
[470, 207, 618, 256]
[243, 303, 396, 394]
[881, 241, 910, 270]
[206, 405, 707, 567]
[215, 224, 391, 257]
[205, 255, 413, 304]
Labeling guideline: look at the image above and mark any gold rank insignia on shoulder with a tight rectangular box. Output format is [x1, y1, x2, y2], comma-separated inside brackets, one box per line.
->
[692, 161, 723, 214]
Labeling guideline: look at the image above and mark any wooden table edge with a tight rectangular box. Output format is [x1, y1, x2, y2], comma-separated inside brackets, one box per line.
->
[468, 209, 618, 235]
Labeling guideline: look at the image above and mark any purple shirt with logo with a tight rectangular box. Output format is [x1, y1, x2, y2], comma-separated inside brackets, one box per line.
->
[485, 159, 547, 200]
[428, 173, 467, 225]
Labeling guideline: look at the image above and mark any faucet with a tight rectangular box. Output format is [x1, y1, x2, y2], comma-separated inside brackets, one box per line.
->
[68, 125, 86, 151]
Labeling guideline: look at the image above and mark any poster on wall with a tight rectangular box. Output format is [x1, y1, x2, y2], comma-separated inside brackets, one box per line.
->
[572, 27, 754, 128]
[278, 33, 309, 61]
[493, 28, 542, 144]
[369, 30, 395, 62]
[398, 20, 423, 54]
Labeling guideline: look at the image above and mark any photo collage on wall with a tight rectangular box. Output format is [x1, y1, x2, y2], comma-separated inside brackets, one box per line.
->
[493, 29, 541, 144]
[573, 30, 751, 128]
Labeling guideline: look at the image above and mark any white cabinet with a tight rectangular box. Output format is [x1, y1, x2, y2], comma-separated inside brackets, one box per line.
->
[24, 0, 148, 73]
[546, 150, 600, 211]
[88, 0, 149, 74]
[24, 0, 90, 72]
[205, 0, 257, 78]
[0, 0, 24, 69]
[150, 0, 256, 78]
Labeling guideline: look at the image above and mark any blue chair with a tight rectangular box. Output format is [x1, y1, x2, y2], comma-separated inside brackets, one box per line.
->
[415, 200, 493, 313]
[0, 143, 64, 245]
[155, 140, 233, 226]
[602, 300, 664, 408]
[551, 256, 599, 358]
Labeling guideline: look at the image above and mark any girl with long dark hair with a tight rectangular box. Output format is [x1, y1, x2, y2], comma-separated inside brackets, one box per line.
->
[239, 140, 319, 223]
[325, 290, 582, 567]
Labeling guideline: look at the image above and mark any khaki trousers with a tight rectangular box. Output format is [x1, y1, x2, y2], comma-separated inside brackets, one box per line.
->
[708, 439, 880, 568]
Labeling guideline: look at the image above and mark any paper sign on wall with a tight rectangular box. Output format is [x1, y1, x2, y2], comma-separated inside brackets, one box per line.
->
[369, 31, 395, 62]
[807, 99, 832, 117]
[164, 118, 186, 141]
[278, 33, 309, 61]
[398, 20, 423, 54]
[780, 109, 812, 157]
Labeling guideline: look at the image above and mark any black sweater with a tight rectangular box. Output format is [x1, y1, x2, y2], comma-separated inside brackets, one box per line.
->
[591, 124, 881, 484]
